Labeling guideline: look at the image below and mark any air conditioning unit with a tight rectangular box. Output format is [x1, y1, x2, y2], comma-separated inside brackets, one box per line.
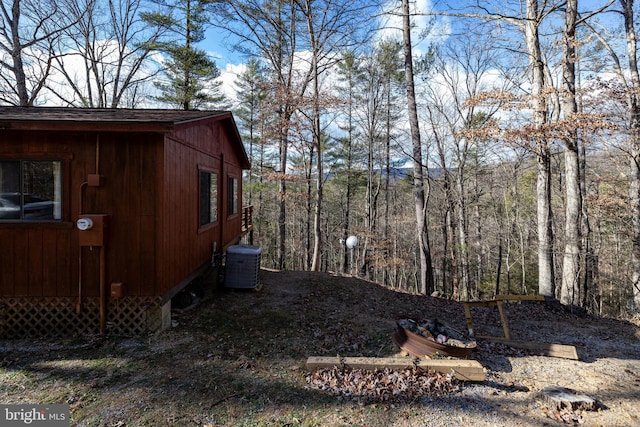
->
[224, 245, 262, 289]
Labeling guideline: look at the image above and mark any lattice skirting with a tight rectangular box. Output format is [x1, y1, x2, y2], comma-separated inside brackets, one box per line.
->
[0, 296, 170, 338]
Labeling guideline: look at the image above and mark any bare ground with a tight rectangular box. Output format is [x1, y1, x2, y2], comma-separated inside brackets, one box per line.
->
[1, 269, 639, 426]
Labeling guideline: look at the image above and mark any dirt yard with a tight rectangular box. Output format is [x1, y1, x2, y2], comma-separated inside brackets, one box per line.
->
[1, 269, 639, 426]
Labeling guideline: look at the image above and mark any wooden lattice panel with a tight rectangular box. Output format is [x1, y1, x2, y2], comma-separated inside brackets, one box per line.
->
[0, 296, 166, 338]
[107, 297, 165, 335]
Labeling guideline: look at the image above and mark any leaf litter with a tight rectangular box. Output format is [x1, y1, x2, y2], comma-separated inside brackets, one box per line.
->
[305, 366, 459, 404]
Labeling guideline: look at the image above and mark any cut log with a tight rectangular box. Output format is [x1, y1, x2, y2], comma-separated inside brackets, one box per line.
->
[541, 387, 597, 411]
[305, 356, 485, 382]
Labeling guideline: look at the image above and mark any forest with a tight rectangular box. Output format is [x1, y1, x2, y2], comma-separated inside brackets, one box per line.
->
[1, 0, 639, 317]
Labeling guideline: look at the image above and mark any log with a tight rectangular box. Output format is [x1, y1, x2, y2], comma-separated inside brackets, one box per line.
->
[305, 356, 486, 382]
[541, 387, 597, 411]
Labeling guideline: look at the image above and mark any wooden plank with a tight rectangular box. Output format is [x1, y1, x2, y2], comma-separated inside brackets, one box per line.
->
[463, 302, 474, 335]
[500, 340, 579, 360]
[464, 300, 501, 308]
[494, 295, 546, 301]
[496, 300, 511, 340]
[305, 356, 486, 382]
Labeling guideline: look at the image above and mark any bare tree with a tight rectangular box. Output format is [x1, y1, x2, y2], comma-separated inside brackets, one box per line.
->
[334, 51, 361, 274]
[401, 0, 434, 295]
[50, 0, 164, 107]
[213, 0, 308, 269]
[620, 0, 640, 311]
[560, 0, 582, 306]
[0, 0, 76, 105]
[430, 1, 561, 298]
[295, 0, 373, 271]
[422, 33, 505, 300]
[585, 0, 640, 310]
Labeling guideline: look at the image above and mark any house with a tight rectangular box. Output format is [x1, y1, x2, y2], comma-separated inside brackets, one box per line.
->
[0, 107, 252, 337]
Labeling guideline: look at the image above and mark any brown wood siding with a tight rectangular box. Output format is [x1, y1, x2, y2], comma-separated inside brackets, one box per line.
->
[80, 133, 160, 297]
[161, 131, 217, 297]
[0, 131, 75, 298]
[222, 161, 243, 247]
[0, 130, 160, 298]
[1, 114, 248, 302]
[159, 120, 245, 297]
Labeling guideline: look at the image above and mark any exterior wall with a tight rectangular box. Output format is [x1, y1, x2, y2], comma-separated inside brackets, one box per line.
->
[160, 118, 245, 299]
[222, 158, 243, 248]
[0, 130, 79, 298]
[0, 130, 162, 299]
[79, 132, 161, 298]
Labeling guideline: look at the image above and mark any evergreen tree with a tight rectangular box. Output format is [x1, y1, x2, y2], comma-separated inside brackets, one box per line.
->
[142, 0, 225, 110]
[234, 58, 268, 164]
[234, 58, 269, 205]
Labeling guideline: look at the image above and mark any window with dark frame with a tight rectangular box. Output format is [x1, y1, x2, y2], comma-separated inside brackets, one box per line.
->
[228, 176, 238, 216]
[199, 170, 218, 227]
[0, 160, 62, 221]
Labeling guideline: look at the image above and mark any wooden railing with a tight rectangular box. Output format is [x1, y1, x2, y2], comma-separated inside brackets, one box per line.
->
[241, 205, 253, 233]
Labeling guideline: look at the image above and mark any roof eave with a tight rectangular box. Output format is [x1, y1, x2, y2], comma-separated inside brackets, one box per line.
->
[0, 120, 174, 133]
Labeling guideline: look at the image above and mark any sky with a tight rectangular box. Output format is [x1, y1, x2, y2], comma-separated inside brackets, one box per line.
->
[202, 0, 444, 103]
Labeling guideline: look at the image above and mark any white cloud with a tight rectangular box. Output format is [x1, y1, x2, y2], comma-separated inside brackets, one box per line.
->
[376, 0, 450, 56]
[218, 63, 246, 105]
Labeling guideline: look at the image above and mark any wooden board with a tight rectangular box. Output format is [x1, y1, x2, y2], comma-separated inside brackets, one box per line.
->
[500, 340, 579, 360]
[494, 295, 547, 301]
[305, 356, 486, 382]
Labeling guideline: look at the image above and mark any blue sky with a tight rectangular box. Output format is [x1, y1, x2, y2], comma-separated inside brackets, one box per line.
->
[205, 26, 242, 69]
[204, 0, 443, 65]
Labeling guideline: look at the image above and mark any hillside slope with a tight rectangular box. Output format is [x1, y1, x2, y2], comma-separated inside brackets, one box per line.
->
[1, 269, 639, 426]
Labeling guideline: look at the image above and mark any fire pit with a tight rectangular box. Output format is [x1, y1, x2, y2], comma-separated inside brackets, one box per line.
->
[393, 318, 476, 359]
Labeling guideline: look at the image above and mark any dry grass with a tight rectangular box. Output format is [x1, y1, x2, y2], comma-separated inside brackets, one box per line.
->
[1, 269, 639, 426]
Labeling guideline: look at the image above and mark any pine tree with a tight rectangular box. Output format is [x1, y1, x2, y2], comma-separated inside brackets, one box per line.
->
[142, 0, 225, 110]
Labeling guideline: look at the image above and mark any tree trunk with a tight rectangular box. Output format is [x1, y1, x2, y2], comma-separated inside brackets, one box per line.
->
[310, 47, 323, 271]
[277, 125, 289, 270]
[456, 173, 471, 299]
[560, 0, 582, 306]
[402, 0, 434, 294]
[622, 0, 640, 310]
[526, 0, 555, 298]
[383, 83, 392, 286]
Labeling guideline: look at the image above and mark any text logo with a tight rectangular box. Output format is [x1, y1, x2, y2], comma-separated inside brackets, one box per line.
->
[1, 405, 69, 426]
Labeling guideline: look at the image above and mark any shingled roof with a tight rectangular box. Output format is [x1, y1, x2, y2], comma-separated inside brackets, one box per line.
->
[0, 107, 231, 132]
[0, 106, 250, 168]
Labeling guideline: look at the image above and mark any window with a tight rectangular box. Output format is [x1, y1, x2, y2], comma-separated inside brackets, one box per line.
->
[0, 160, 62, 221]
[199, 170, 218, 226]
[228, 176, 238, 216]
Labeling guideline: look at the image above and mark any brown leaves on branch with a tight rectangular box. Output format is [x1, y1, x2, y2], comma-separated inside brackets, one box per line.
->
[501, 113, 617, 145]
[463, 88, 521, 109]
[460, 88, 618, 148]
[262, 171, 303, 182]
[305, 367, 459, 404]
